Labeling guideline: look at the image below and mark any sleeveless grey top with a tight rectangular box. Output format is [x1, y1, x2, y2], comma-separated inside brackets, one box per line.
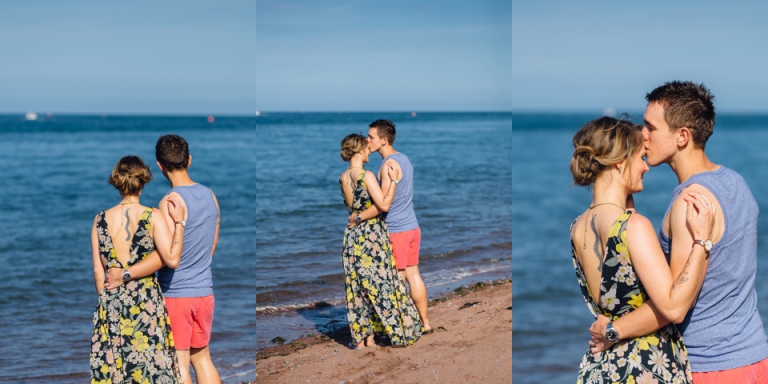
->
[379, 152, 419, 233]
[158, 183, 218, 298]
[659, 166, 768, 371]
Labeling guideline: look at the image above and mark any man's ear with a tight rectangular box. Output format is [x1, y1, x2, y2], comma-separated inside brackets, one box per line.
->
[677, 127, 691, 148]
[156, 161, 166, 173]
[187, 155, 192, 168]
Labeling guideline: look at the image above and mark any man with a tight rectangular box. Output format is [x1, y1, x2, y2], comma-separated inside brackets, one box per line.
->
[590, 81, 768, 381]
[107, 134, 221, 384]
[350, 119, 433, 334]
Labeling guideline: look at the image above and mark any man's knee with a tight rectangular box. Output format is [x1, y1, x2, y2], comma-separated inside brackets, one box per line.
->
[404, 265, 421, 280]
[190, 346, 212, 361]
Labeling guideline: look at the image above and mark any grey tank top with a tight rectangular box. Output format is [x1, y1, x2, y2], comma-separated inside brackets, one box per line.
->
[379, 152, 419, 233]
[659, 166, 768, 371]
[157, 183, 218, 298]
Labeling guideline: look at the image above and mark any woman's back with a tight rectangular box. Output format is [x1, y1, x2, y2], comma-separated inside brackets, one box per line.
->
[570, 210, 692, 383]
[339, 169, 372, 214]
[97, 205, 155, 269]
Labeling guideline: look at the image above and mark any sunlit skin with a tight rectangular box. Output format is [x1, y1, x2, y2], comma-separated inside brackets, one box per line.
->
[642, 102, 679, 167]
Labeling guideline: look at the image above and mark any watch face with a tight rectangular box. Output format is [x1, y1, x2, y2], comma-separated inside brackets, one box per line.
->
[704, 240, 713, 251]
[606, 328, 619, 342]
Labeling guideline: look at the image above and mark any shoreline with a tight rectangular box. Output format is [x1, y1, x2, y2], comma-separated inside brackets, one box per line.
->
[256, 278, 512, 383]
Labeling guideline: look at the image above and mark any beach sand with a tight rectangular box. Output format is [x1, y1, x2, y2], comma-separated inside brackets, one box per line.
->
[255, 279, 512, 383]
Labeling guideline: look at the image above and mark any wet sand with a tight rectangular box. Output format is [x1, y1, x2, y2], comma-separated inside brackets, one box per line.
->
[256, 279, 512, 383]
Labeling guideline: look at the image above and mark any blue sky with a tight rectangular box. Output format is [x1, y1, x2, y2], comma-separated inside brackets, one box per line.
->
[0, 1, 511, 115]
[513, 2, 768, 113]
[0, 0, 255, 115]
[255, 0, 511, 111]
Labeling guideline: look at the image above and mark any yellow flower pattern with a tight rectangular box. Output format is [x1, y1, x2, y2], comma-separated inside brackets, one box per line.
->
[571, 211, 692, 383]
[91, 208, 182, 383]
[340, 172, 422, 346]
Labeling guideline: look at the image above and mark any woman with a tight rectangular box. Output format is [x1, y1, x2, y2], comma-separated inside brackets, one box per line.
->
[339, 133, 422, 348]
[569, 117, 714, 383]
[90, 156, 184, 383]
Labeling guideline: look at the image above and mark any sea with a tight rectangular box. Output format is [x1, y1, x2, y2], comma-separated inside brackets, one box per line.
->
[512, 112, 768, 383]
[0, 115, 256, 383]
[0, 112, 512, 381]
[254, 112, 513, 350]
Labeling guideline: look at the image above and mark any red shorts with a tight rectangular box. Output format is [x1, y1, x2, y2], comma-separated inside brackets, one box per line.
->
[164, 295, 215, 350]
[389, 227, 420, 270]
[692, 357, 768, 384]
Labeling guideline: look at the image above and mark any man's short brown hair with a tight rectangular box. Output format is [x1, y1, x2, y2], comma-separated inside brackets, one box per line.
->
[369, 119, 396, 145]
[646, 81, 715, 149]
[155, 134, 189, 171]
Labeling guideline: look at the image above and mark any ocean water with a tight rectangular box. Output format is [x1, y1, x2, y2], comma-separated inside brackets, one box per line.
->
[0, 115, 256, 382]
[255, 112, 512, 349]
[512, 113, 768, 383]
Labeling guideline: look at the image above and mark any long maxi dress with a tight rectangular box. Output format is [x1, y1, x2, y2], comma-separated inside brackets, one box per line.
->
[90, 207, 182, 384]
[572, 210, 692, 383]
[340, 171, 422, 346]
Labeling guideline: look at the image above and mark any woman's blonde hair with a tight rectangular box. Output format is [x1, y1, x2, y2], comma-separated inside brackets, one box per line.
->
[340, 133, 367, 161]
[570, 116, 643, 186]
[108, 156, 153, 196]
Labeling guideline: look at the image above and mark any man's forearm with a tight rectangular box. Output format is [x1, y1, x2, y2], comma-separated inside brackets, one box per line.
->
[126, 251, 164, 279]
[613, 301, 670, 339]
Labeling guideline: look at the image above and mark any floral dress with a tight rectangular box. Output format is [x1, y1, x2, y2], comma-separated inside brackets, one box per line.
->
[91, 208, 182, 384]
[571, 211, 692, 384]
[340, 171, 422, 346]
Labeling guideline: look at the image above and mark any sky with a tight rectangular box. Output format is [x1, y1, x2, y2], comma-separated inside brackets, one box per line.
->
[255, 0, 511, 112]
[0, 0, 511, 115]
[513, 2, 768, 113]
[0, 1, 256, 115]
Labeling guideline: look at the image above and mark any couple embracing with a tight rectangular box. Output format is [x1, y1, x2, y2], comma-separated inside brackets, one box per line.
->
[90, 134, 221, 384]
[571, 81, 768, 383]
[338, 119, 434, 349]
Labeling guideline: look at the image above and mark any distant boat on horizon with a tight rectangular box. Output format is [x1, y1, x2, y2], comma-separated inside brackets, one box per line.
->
[25, 112, 38, 121]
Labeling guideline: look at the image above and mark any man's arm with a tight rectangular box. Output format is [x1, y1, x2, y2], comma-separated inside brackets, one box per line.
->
[348, 205, 382, 227]
[211, 190, 220, 256]
[589, 302, 670, 352]
[105, 252, 164, 290]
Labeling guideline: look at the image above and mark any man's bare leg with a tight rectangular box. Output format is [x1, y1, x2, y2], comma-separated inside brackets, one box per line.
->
[190, 345, 221, 384]
[176, 349, 193, 384]
[404, 265, 432, 331]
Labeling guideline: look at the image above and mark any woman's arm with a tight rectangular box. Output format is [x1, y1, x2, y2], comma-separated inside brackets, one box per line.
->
[91, 216, 105, 295]
[626, 192, 714, 323]
[152, 198, 185, 269]
[364, 162, 399, 212]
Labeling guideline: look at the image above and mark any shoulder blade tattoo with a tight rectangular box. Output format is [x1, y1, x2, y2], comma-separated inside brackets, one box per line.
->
[124, 208, 131, 241]
[590, 213, 602, 272]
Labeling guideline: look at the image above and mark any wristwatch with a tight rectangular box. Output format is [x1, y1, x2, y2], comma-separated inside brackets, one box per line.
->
[606, 322, 620, 343]
[393, 179, 400, 185]
[122, 268, 132, 282]
[693, 239, 713, 251]
[355, 214, 362, 223]
[175, 220, 186, 228]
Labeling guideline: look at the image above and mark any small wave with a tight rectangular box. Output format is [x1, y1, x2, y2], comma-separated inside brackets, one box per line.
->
[423, 242, 511, 260]
[256, 298, 345, 314]
[422, 261, 512, 288]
